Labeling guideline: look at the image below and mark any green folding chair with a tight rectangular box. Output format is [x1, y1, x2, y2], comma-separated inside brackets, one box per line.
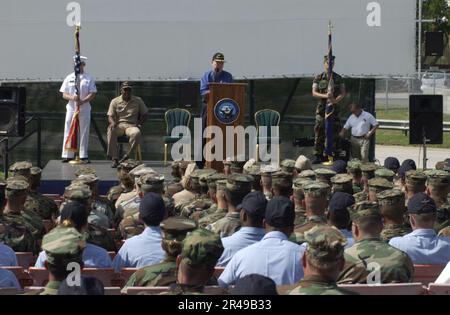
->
[163, 108, 191, 165]
[254, 109, 281, 162]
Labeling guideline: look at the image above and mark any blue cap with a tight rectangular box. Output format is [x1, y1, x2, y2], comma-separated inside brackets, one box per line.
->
[231, 274, 278, 295]
[398, 159, 417, 180]
[265, 196, 295, 228]
[237, 191, 267, 219]
[407, 192, 437, 214]
[384, 157, 400, 172]
[331, 160, 347, 174]
[139, 192, 166, 225]
[329, 192, 355, 213]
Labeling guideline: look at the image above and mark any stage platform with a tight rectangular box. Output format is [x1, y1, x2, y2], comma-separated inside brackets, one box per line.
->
[40, 160, 174, 196]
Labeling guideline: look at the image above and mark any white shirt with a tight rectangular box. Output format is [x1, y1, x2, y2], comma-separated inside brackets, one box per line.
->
[59, 72, 97, 112]
[343, 110, 378, 137]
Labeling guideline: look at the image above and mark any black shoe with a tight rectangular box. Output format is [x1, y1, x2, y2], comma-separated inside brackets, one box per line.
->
[312, 156, 322, 164]
[111, 159, 119, 168]
[62, 158, 70, 163]
[80, 158, 90, 164]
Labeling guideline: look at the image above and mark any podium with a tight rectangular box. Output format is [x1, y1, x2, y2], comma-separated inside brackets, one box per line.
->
[205, 83, 247, 171]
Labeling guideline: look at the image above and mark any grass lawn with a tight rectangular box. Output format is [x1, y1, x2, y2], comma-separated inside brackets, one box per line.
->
[375, 108, 450, 148]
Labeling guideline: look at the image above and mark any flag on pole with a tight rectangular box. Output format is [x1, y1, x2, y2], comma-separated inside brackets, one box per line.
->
[324, 21, 335, 158]
[64, 25, 81, 152]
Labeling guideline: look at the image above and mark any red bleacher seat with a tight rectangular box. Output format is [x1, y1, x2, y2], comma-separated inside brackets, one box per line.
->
[125, 285, 227, 295]
[214, 267, 225, 278]
[1, 266, 33, 287]
[120, 268, 138, 285]
[28, 268, 49, 286]
[413, 264, 446, 286]
[427, 283, 450, 295]
[0, 287, 20, 295]
[108, 251, 116, 261]
[28, 267, 120, 287]
[338, 283, 426, 295]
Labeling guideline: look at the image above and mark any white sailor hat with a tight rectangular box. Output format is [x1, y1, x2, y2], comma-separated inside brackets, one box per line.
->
[73, 55, 88, 62]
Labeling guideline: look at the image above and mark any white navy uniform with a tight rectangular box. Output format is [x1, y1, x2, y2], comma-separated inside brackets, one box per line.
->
[60, 70, 97, 159]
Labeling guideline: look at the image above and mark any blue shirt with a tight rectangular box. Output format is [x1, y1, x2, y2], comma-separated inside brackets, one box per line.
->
[340, 229, 355, 249]
[34, 243, 112, 268]
[0, 243, 18, 267]
[216, 227, 266, 267]
[112, 226, 165, 272]
[389, 229, 450, 265]
[0, 268, 20, 289]
[218, 231, 305, 287]
[199, 70, 233, 95]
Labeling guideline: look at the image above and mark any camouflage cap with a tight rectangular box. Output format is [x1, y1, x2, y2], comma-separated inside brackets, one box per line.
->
[303, 181, 330, 197]
[260, 164, 280, 175]
[138, 173, 165, 190]
[160, 217, 197, 240]
[294, 155, 312, 171]
[181, 228, 224, 269]
[41, 226, 86, 266]
[405, 170, 427, 186]
[368, 178, 393, 192]
[166, 182, 184, 196]
[331, 174, 353, 193]
[73, 166, 96, 177]
[9, 161, 32, 173]
[314, 168, 337, 183]
[64, 183, 92, 200]
[353, 191, 368, 203]
[292, 178, 314, 190]
[188, 169, 203, 186]
[351, 207, 382, 221]
[206, 173, 228, 189]
[197, 169, 218, 187]
[226, 174, 253, 192]
[5, 177, 29, 197]
[427, 170, 450, 187]
[347, 159, 362, 172]
[271, 171, 293, 187]
[30, 167, 42, 176]
[298, 169, 316, 180]
[76, 173, 99, 185]
[360, 163, 377, 178]
[129, 165, 157, 178]
[375, 168, 395, 182]
[351, 201, 379, 216]
[215, 179, 228, 191]
[280, 159, 296, 173]
[376, 189, 405, 207]
[245, 164, 261, 178]
[305, 225, 347, 262]
[118, 159, 142, 171]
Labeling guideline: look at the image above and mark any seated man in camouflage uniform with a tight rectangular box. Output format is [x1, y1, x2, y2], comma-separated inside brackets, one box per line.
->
[107, 160, 141, 212]
[314, 168, 337, 187]
[280, 159, 296, 177]
[122, 217, 197, 290]
[38, 226, 86, 295]
[426, 170, 450, 234]
[62, 184, 116, 251]
[197, 180, 228, 228]
[179, 169, 215, 218]
[260, 165, 279, 201]
[24, 166, 59, 221]
[161, 228, 224, 295]
[119, 172, 168, 239]
[360, 162, 377, 192]
[330, 174, 354, 195]
[0, 178, 38, 253]
[291, 181, 330, 244]
[367, 177, 393, 202]
[375, 168, 395, 183]
[271, 171, 293, 198]
[404, 170, 427, 202]
[172, 163, 197, 209]
[378, 189, 411, 242]
[35, 201, 112, 269]
[292, 178, 314, 227]
[208, 174, 253, 238]
[337, 205, 414, 284]
[191, 173, 227, 222]
[347, 159, 364, 194]
[286, 225, 355, 295]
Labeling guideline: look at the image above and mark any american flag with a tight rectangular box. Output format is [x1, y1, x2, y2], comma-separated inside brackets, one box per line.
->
[64, 25, 81, 152]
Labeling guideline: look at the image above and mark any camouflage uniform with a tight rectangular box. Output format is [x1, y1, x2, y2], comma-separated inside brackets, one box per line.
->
[123, 217, 197, 291]
[24, 167, 59, 220]
[298, 170, 315, 181]
[331, 174, 354, 195]
[160, 228, 224, 295]
[375, 168, 395, 182]
[280, 159, 296, 175]
[426, 170, 450, 233]
[290, 182, 330, 244]
[179, 169, 215, 218]
[208, 175, 253, 237]
[63, 184, 116, 251]
[314, 168, 337, 186]
[377, 189, 410, 242]
[39, 226, 86, 295]
[288, 225, 355, 295]
[312, 66, 345, 157]
[192, 173, 227, 222]
[260, 164, 279, 201]
[292, 178, 314, 227]
[347, 159, 363, 193]
[337, 208, 414, 284]
[197, 180, 228, 227]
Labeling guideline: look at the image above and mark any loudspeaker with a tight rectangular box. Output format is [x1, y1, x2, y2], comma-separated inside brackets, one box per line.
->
[0, 87, 26, 137]
[409, 95, 443, 145]
[425, 31, 444, 57]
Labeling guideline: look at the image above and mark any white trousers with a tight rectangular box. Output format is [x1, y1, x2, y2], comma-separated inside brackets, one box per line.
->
[61, 104, 91, 159]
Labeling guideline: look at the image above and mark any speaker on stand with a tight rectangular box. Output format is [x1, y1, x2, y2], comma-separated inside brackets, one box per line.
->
[0, 87, 26, 137]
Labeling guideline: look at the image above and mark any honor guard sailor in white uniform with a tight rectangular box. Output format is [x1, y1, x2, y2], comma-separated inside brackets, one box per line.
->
[60, 56, 97, 162]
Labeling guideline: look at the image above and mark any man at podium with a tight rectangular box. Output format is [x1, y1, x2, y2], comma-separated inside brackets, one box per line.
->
[197, 52, 234, 168]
